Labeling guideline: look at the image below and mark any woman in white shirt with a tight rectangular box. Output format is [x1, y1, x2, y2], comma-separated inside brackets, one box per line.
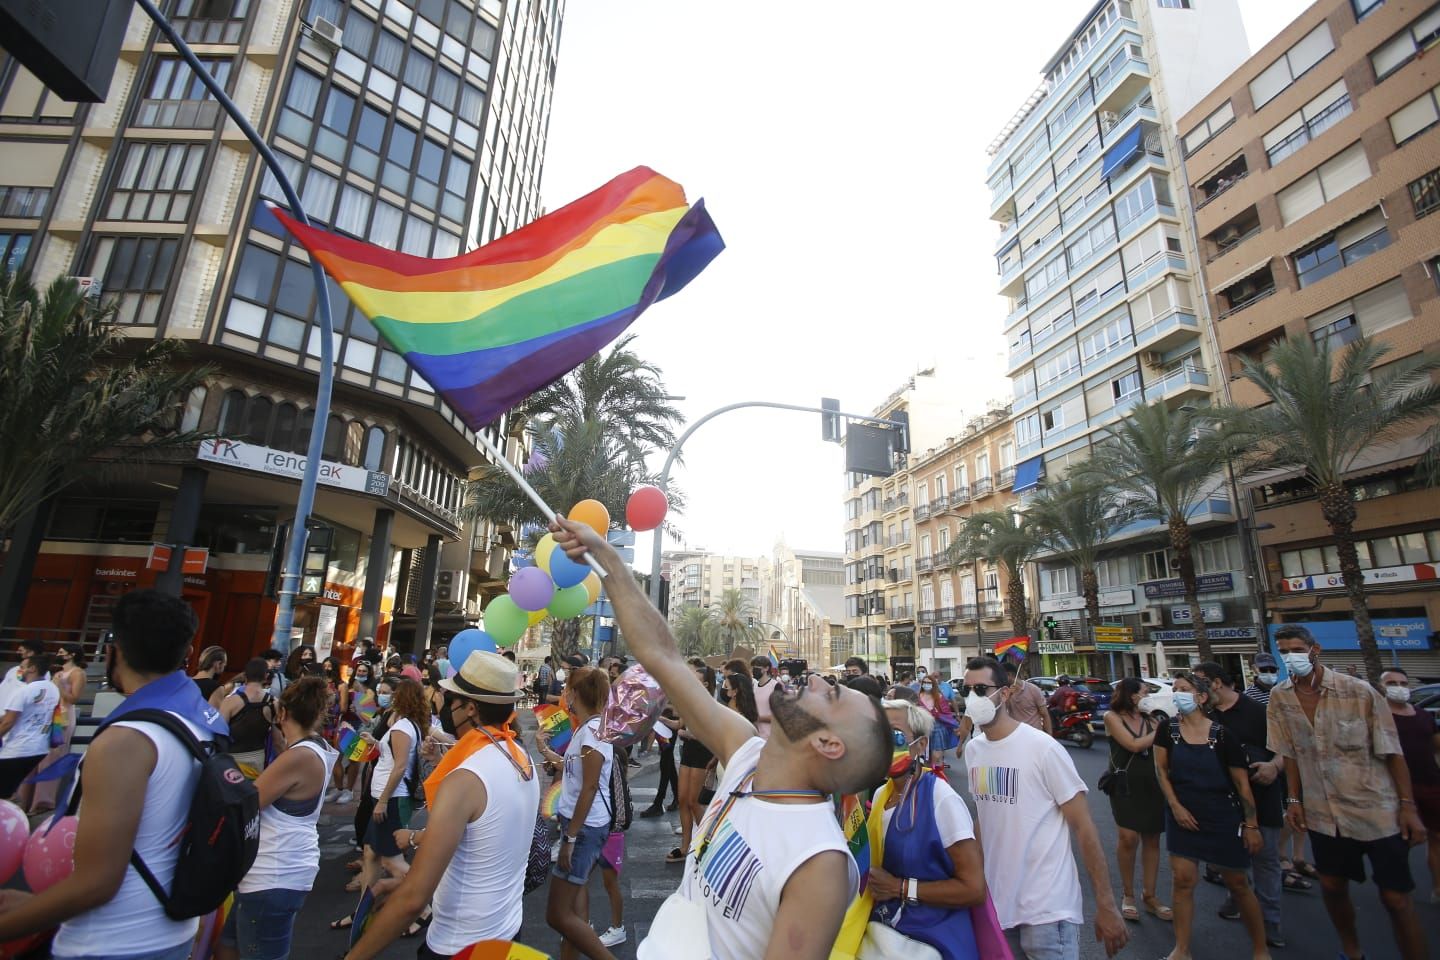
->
[538, 667, 617, 960]
[218, 676, 337, 960]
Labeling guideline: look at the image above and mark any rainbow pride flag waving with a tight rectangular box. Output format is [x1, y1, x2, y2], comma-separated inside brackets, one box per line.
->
[270, 167, 723, 432]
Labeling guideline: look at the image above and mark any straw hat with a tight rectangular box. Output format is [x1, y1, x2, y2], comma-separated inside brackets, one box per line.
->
[439, 650, 521, 703]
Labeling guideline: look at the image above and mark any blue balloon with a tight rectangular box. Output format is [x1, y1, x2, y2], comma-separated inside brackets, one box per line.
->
[449, 627, 497, 666]
[549, 548, 590, 589]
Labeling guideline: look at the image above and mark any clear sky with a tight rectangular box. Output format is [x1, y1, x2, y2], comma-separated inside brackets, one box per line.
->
[539, 0, 1313, 571]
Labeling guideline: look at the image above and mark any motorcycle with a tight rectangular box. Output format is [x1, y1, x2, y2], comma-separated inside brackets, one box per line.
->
[1052, 709, 1095, 749]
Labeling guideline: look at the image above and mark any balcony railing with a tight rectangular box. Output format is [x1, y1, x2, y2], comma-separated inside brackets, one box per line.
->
[918, 609, 936, 625]
[914, 502, 931, 521]
[887, 533, 913, 548]
[973, 477, 995, 498]
[1207, 224, 1262, 262]
[1196, 169, 1249, 210]
[1143, 366, 1210, 402]
[888, 605, 915, 622]
[935, 606, 956, 623]
[1218, 285, 1276, 319]
[949, 488, 970, 508]
[929, 498, 947, 515]
[997, 466, 1016, 488]
[933, 552, 954, 570]
[957, 603, 978, 620]
[917, 555, 934, 574]
[982, 601, 1005, 619]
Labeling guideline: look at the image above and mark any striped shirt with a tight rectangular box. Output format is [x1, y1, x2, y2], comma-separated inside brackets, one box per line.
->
[1244, 683, 1272, 706]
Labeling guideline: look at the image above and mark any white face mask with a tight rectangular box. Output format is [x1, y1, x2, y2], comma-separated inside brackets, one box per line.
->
[965, 691, 1000, 728]
[1256, 671, 1278, 686]
[1384, 685, 1411, 704]
[1281, 652, 1313, 678]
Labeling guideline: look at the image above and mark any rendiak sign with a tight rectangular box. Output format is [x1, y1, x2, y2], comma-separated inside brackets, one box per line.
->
[198, 439, 390, 496]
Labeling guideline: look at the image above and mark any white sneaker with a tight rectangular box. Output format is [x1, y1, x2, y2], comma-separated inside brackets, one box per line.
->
[673, 824, 683, 835]
[324, 788, 341, 803]
[599, 926, 627, 947]
[336, 790, 353, 804]
[551, 840, 560, 862]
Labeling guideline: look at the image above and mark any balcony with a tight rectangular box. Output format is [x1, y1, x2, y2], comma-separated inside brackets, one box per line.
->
[933, 552, 954, 570]
[886, 533, 913, 549]
[1009, 336, 1034, 369]
[1205, 206, 1262, 263]
[918, 609, 936, 625]
[949, 488, 970, 509]
[973, 477, 996, 499]
[1094, 50, 1150, 115]
[888, 605, 915, 623]
[1133, 309, 1199, 354]
[1036, 364, 1083, 402]
[982, 601, 1005, 620]
[1143, 366, 1210, 403]
[935, 606, 956, 623]
[957, 603, 979, 621]
[1005, 297, 1030, 327]
[917, 555, 933, 574]
[1266, 95, 1352, 168]
[1218, 265, 1276, 320]
[997, 466, 1016, 488]
[1124, 251, 1188, 290]
[1196, 156, 1248, 211]
[914, 502, 931, 522]
[929, 497, 947, 515]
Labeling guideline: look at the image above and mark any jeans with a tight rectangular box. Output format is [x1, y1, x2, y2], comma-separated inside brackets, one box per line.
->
[220, 887, 310, 960]
[1003, 920, 1080, 960]
[1220, 824, 1283, 933]
[58, 940, 194, 960]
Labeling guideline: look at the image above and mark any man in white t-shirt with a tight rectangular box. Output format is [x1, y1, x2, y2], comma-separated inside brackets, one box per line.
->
[962, 656, 1127, 960]
[551, 518, 893, 960]
[0, 640, 41, 706]
[0, 654, 61, 797]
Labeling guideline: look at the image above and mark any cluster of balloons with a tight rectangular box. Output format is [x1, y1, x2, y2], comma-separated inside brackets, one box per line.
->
[0, 802, 77, 898]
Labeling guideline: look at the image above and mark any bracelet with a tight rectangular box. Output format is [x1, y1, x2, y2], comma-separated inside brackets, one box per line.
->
[407, 829, 421, 852]
[1284, 797, 1302, 806]
[562, 834, 579, 844]
[1399, 798, 1415, 806]
[905, 878, 920, 903]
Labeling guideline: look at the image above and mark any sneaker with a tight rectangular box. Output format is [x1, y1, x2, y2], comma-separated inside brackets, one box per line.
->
[336, 790, 354, 804]
[673, 824, 683, 835]
[1265, 926, 1286, 949]
[627, 757, 641, 767]
[325, 788, 341, 803]
[639, 807, 664, 818]
[598, 926, 627, 947]
[1217, 903, 1241, 921]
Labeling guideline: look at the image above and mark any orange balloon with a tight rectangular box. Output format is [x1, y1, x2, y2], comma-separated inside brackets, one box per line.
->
[583, 573, 602, 606]
[568, 499, 611, 536]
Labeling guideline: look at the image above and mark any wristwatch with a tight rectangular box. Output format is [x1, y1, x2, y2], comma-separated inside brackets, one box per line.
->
[905, 878, 920, 903]
[562, 834, 579, 844]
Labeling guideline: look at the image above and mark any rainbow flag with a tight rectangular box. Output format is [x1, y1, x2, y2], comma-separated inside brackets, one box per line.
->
[48, 701, 66, 749]
[532, 704, 572, 753]
[352, 687, 378, 723]
[453, 940, 552, 960]
[270, 167, 723, 432]
[834, 792, 871, 893]
[540, 779, 563, 820]
[994, 636, 1029, 660]
[338, 727, 379, 764]
[767, 646, 780, 670]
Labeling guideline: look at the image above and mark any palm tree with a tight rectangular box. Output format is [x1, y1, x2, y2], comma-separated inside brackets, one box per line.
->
[706, 588, 762, 655]
[1024, 476, 1132, 646]
[673, 605, 712, 657]
[517, 334, 684, 465]
[0, 272, 211, 534]
[951, 508, 1043, 677]
[1074, 401, 1229, 661]
[1209, 335, 1440, 684]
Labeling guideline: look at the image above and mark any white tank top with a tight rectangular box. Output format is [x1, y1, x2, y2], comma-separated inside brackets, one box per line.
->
[371, 717, 419, 799]
[53, 714, 207, 958]
[239, 737, 337, 893]
[426, 741, 542, 953]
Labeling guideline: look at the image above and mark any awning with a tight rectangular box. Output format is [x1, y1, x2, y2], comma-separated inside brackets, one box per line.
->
[1101, 126, 1143, 180]
[1013, 456, 1045, 493]
[1214, 257, 1272, 292]
[1240, 432, 1432, 486]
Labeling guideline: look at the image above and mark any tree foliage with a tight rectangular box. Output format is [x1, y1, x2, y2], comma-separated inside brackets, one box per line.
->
[1023, 476, 1132, 634]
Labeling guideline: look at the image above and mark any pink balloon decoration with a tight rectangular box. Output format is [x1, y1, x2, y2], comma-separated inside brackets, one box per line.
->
[626, 485, 668, 532]
[24, 816, 77, 893]
[597, 664, 668, 748]
[508, 566, 556, 612]
[0, 802, 30, 885]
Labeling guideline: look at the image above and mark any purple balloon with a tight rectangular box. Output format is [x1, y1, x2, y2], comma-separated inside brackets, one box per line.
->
[508, 566, 556, 611]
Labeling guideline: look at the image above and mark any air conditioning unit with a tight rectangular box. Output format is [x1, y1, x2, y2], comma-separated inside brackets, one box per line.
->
[436, 569, 466, 604]
[1139, 607, 1163, 627]
[1141, 351, 1164, 367]
[309, 16, 343, 50]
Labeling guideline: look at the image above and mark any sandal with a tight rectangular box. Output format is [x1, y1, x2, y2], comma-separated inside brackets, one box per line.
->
[345, 859, 363, 872]
[665, 847, 685, 863]
[1282, 870, 1313, 891]
[1143, 895, 1173, 921]
[344, 876, 362, 892]
[329, 916, 353, 931]
[1294, 860, 1319, 878]
[1121, 897, 1140, 922]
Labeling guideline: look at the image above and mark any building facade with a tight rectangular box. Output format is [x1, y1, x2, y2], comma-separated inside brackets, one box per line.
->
[661, 549, 761, 625]
[757, 541, 844, 669]
[1180, 0, 1440, 677]
[985, 0, 1272, 681]
[0, 0, 564, 663]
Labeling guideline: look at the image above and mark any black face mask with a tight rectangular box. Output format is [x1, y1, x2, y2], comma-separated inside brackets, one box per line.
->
[438, 699, 459, 736]
[752, 667, 764, 681]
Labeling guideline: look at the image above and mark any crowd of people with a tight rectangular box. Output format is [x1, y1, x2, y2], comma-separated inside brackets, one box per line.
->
[0, 519, 1432, 960]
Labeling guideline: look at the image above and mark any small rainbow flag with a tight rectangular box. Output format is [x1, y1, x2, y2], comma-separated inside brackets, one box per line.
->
[540, 779, 563, 820]
[338, 727, 379, 764]
[834, 792, 871, 892]
[349, 886, 377, 949]
[453, 940, 552, 960]
[353, 688, 378, 723]
[48, 701, 66, 749]
[532, 704, 572, 753]
[767, 646, 780, 670]
[189, 893, 233, 960]
[270, 167, 723, 433]
[994, 636, 1029, 660]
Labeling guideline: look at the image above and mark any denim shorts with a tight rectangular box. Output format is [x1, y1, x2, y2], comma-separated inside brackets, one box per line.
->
[552, 814, 609, 884]
[1003, 919, 1080, 960]
[220, 887, 310, 960]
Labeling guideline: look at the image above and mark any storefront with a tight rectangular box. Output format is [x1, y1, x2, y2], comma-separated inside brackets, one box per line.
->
[1268, 617, 1440, 676]
[1148, 626, 1265, 684]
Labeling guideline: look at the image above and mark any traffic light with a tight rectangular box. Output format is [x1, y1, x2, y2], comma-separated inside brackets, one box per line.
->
[1043, 617, 1059, 641]
[820, 398, 841, 443]
[889, 409, 910, 453]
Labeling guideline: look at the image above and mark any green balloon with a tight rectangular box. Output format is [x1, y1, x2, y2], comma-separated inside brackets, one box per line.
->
[484, 595, 529, 645]
[547, 583, 590, 619]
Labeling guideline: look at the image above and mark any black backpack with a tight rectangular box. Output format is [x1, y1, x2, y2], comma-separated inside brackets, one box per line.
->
[70, 709, 260, 920]
[227, 691, 274, 754]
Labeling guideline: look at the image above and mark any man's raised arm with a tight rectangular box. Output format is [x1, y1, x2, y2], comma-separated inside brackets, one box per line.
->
[551, 517, 755, 763]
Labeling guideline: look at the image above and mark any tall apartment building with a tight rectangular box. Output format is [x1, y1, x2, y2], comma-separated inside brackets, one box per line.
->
[661, 549, 761, 623]
[841, 368, 967, 673]
[1180, 0, 1440, 677]
[908, 406, 1020, 679]
[757, 542, 845, 669]
[987, 0, 1267, 680]
[0, 0, 564, 661]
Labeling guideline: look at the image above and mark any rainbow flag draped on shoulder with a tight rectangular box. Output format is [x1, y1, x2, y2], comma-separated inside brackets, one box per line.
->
[269, 166, 723, 432]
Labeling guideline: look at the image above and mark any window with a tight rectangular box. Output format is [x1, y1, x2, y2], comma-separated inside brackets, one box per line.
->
[171, 0, 251, 43]
[1294, 209, 1390, 287]
[1141, 548, 1172, 581]
[1081, 313, 1131, 362]
[136, 56, 231, 127]
[1158, 0, 1191, 7]
[1249, 23, 1335, 109]
[1182, 100, 1235, 156]
[0, 185, 49, 219]
[1046, 565, 1077, 595]
[1370, 5, 1440, 81]
[1352, 0, 1385, 20]
[363, 426, 387, 472]
[1387, 85, 1440, 144]
[1410, 168, 1440, 218]
[1306, 277, 1411, 345]
[105, 142, 206, 222]
[383, 123, 417, 195]
[1276, 142, 1369, 225]
[0, 232, 33, 273]
[1094, 558, 1124, 589]
[1263, 80, 1352, 166]
[1111, 370, 1142, 400]
[1113, 175, 1160, 228]
[1036, 346, 1080, 388]
[1195, 537, 1237, 574]
[88, 236, 180, 326]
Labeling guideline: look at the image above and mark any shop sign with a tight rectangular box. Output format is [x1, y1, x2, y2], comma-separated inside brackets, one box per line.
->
[1038, 589, 1135, 613]
[1096, 641, 1134, 652]
[93, 566, 137, 579]
[197, 438, 390, 496]
[146, 543, 209, 574]
[1279, 562, 1438, 593]
[1267, 617, 1432, 651]
[315, 605, 338, 660]
[1038, 641, 1074, 654]
[1143, 573, 1233, 599]
[934, 625, 954, 647]
[1170, 603, 1223, 624]
[1149, 626, 1259, 642]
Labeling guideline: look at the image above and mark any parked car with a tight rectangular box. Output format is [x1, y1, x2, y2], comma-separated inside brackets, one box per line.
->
[1412, 682, 1440, 721]
[1138, 677, 1175, 720]
[1029, 676, 1114, 732]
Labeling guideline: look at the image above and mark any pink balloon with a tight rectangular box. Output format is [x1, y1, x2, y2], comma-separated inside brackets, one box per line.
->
[626, 485, 668, 532]
[508, 566, 555, 612]
[0, 802, 30, 885]
[23, 815, 77, 893]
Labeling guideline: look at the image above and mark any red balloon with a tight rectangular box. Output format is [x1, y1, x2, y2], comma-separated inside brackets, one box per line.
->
[0, 802, 27, 886]
[23, 816, 77, 893]
[626, 485, 668, 531]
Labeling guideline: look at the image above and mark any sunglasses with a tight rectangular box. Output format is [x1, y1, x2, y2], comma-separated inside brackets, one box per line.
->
[960, 682, 1007, 698]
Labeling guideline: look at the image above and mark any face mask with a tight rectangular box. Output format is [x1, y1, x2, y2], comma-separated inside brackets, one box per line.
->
[1281, 652, 1313, 678]
[888, 730, 923, 778]
[556, 669, 567, 683]
[356, 674, 370, 684]
[1256, 671, 1278, 686]
[439, 697, 461, 735]
[752, 667, 764, 681]
[965, 690, 1000, 728]
[377, 693, 393, 708]
[1385, 685, 1411, 703]
[1173, 691, 1198, 715]
[920, 683, 934, 691]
